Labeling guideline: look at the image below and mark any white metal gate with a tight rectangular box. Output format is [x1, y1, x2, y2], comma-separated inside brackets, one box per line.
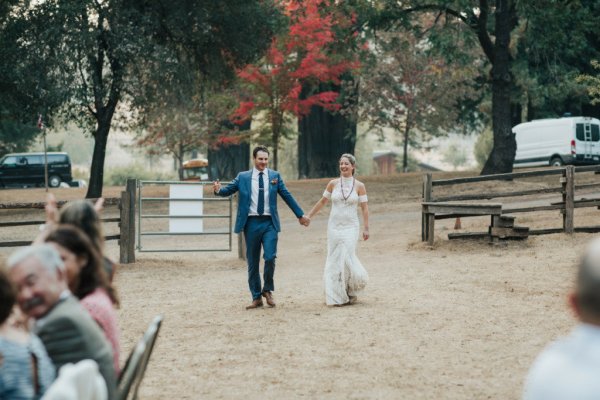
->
[136, 180, 232, 252]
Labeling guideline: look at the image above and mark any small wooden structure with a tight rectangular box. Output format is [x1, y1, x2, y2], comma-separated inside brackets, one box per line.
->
[422, 165, 600, 244]
[422, 202, 502, 245]
[373, 151, 398, 175]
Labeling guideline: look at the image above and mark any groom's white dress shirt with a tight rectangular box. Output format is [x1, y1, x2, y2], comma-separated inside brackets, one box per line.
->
[249, 167, 270, 216]
[523, 323, 600, 399]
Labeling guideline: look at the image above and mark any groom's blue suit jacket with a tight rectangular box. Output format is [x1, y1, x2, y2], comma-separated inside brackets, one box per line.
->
[216, 169, 303, 233]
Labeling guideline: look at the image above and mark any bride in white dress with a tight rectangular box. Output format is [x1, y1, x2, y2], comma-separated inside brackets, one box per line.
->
[306, 154, 369, 306]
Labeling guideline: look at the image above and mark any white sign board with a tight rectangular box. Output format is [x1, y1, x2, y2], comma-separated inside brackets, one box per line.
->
[169, 185, 203, 233]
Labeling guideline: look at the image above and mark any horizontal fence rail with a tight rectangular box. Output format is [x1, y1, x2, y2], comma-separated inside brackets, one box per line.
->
[0, 197, 121, 209]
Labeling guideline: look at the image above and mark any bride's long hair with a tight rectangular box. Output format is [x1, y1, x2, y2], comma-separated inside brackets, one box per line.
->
[339, 153, 357, 175]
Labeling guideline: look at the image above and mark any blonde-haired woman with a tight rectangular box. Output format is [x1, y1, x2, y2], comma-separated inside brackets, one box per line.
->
[306, 153, 369, 306]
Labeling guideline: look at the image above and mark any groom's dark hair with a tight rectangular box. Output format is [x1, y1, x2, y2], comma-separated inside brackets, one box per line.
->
[252, 145, 270, 158]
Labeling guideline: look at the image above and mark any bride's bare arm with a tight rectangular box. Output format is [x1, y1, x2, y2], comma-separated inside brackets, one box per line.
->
[357, 182, 369, 240]
[307, 180, 336, 219]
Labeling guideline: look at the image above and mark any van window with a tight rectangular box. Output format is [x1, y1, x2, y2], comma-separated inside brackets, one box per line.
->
[592, 124, 600, 141]
[1, 156, 18, 166]
[577, 124, 584, 140]
[26, 155, 43, 165]
[48, 154, 68, 164]
[575, 123, 600, 141]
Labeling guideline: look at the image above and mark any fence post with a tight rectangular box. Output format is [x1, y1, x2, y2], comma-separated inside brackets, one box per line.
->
[563, 166, 574, 234]
[119, 179, 136, 263]
[422, 173, 432, 241]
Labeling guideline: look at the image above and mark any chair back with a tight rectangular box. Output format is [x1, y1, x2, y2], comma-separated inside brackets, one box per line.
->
[117, 315, 163, 400]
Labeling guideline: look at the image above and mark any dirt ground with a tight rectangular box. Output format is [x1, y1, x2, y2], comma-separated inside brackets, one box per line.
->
[0, 171, 597, 399]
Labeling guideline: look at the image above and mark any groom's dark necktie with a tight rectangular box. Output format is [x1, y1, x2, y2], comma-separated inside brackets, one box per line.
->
[257, 171, 265, 216]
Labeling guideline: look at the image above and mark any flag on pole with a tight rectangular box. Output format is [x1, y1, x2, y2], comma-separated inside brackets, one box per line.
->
[37, 114, 44, 130]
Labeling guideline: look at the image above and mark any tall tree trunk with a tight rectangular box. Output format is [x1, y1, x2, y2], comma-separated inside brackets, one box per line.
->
[402, 121, 410, 173]
[298, 79, 357, 178]
[298, 109, 356, 178]
[272, 115, 280, 171]
[480, 0, 517, 176]
[86, 114, 112, 198]
[207, 120, 251, 180]
[177, 143, 184, 180]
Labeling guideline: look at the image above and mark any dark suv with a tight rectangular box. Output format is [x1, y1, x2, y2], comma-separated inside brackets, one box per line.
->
[0, 152, 73, 188]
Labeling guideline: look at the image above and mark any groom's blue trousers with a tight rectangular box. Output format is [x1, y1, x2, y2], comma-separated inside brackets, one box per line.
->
[244, 216, 278, 300]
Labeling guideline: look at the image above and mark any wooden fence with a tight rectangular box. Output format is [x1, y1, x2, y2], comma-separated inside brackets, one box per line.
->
[422, 165, 600, 244]
[0, 179, 136, 263]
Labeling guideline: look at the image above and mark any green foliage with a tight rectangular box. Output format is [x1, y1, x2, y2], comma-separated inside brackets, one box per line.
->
[0, 117, 39, 156]
[103, 164, 177, 187]
[577, 60, 600, 106]
[513, 1, 600, 118]
[473, 127, 493, 169]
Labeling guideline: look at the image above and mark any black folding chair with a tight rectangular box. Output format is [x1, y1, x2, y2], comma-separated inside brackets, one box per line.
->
[117, 315, 163, 400]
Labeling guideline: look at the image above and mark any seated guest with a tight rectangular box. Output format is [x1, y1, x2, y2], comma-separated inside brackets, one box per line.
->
[41, 194, 117, 282]
[44, 225, 121, 373]
[0, 268, 55, 400]
[6, 245, 116, 400]
[523, 237, 600, 399]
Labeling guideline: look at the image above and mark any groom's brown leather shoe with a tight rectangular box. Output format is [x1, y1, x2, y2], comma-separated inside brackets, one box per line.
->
[246, 299, 263, 310]
[262, 291, 276, 307]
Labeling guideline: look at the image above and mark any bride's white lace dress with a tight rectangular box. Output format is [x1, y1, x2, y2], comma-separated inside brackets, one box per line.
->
[323, 177, 369, 305]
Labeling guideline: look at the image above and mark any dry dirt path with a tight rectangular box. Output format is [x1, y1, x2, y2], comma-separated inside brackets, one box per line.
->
[113, 201, 585, 399]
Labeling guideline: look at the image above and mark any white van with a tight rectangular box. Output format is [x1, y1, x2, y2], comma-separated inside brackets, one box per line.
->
[513, 116, 600, 168]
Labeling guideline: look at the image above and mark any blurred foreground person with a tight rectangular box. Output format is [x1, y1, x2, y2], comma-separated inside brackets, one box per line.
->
[523, 237, 600, 399]
[7, 245, 116, 399]
[44, 225, 121, 373]
[42, 359, 107, 400]
[40, 194, 117, 282]
[0, 268, 55, 399]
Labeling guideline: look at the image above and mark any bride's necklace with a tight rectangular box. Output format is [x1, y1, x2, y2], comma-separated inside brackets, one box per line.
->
[340, 175, 355, 202]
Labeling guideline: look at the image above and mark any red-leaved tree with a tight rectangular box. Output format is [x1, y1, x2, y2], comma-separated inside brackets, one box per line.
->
[232, 0, 359, 169]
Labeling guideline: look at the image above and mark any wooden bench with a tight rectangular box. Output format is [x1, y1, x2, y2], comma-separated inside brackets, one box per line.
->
[422, 202, 503, 245]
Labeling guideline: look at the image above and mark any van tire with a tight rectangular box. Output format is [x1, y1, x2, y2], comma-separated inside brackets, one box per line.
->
[49, 175, 61, 188]
[550, 157, 564, 167]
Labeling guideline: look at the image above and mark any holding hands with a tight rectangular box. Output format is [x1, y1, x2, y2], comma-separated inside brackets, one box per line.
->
[299, 215, 310, 227]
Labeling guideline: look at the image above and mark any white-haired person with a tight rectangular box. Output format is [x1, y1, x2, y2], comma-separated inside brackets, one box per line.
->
[523, 237, 600, 399]
[6, 244, 116, 399]
[0, 267, 55, 399]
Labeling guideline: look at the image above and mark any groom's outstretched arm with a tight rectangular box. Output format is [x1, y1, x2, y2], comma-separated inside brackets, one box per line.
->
[213, 174, 240, 197]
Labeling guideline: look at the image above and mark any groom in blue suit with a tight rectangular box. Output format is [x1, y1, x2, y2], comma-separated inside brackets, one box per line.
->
[213, 145, 309, 309]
